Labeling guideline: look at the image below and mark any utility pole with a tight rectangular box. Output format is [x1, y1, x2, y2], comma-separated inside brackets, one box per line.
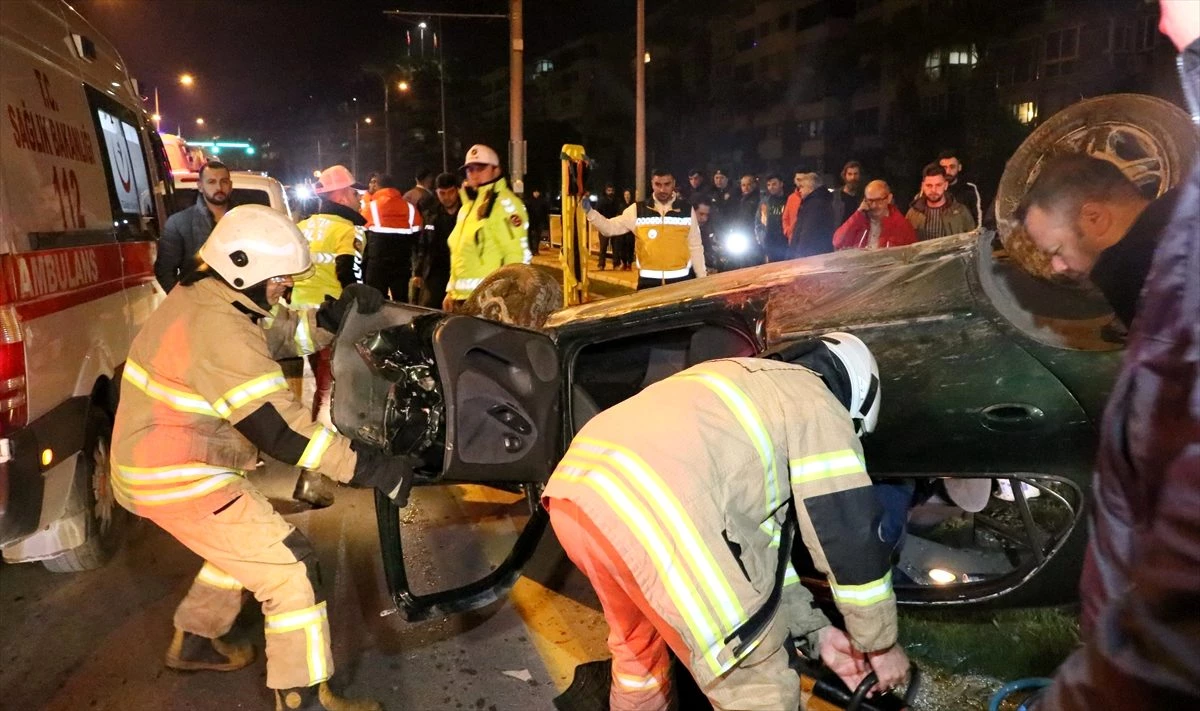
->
[635, 0, 646, 202]
[509, 0, 525, 194]
[384, 80, 392, 175]
[438, 18, 449, 173]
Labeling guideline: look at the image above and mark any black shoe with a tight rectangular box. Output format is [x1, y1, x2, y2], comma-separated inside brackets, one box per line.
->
[274, 682, 382, 711]
[293, 469, 336, 509]
[165, 628, 254, 672]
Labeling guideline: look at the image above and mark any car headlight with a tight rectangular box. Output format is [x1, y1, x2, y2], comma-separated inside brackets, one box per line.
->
[294, 185, 314, 200]
[725, 231, 750, 255]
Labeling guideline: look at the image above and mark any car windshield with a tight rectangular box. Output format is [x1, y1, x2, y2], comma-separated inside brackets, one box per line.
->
[173, 187, 272, 213]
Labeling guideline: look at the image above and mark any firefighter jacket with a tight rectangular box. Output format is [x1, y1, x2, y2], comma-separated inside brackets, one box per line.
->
[543, 358, 897, 688]
[587, 197, 708, 279]
[111, 277, 358, 514]
[292, 200, 366, 308]
[446, 177, 531, 300]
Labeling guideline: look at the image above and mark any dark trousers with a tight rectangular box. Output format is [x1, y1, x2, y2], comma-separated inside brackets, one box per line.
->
[363, 234, 415, 302]
[636, 269, 695, 291]
[416, 271, 449, 309]
[598, 234, 615, 268]
[619, 233, 635, 268]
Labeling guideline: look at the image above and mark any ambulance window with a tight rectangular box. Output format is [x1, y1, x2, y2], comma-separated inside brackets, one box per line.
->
[85, 87, 158, 241]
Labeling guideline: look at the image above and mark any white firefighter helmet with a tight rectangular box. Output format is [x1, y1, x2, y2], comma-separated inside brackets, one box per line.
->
[199, 205, 313, 289]
[820, 332, 881, 436]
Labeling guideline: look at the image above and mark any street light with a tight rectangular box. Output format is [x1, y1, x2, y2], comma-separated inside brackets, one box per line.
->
[354, 116, 373, 177]
[397, 80, 410, 92]
[179, 73, 195, 87]
[195, 117, 205, 126]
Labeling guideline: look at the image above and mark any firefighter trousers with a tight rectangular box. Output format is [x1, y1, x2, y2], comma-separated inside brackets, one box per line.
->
[549, 498, 800, 711]
[147, 477, 333, 690]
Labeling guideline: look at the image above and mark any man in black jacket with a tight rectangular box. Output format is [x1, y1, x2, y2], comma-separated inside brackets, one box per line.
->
[1018, 154, 1178, 327]
[413, 172, 460, 308]
[789, 173, 836, 258]
[155, 161, 233, 292]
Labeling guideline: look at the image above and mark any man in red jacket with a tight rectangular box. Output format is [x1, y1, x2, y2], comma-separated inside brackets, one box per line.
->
[361, 174, 423, 302]
[832, 180, 917, 251]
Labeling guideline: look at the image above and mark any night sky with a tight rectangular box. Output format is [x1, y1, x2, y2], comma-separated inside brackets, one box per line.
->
[71, 0, 635, 136]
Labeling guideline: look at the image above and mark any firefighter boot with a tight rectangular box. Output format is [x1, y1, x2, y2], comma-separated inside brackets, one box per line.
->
[293, 469, 336, 509]
[165, 628, 255, 672]
[274, 682, 383, 711]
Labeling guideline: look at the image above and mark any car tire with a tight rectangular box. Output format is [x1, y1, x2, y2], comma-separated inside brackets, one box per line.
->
[43, 409, 127, 572]
[460, 263, 563, 329]
[995, 93, 1199, 280]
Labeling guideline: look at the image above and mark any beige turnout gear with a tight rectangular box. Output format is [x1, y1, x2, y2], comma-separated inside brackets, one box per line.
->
[543, 358, 897, 708]
[111, 275, 367, 690]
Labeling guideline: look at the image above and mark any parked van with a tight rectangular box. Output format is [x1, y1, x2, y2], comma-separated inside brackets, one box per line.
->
[0, 0, 171, 570]
[160, 133, 206, 175]
[173, 170, 292, 219]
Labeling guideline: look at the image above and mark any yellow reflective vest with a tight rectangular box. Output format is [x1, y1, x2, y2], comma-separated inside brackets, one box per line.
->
[447, 177, 532, 300]
[292, 207, 364, 307]
[111, 277, 358, 513]
[543, 358, 897, 687]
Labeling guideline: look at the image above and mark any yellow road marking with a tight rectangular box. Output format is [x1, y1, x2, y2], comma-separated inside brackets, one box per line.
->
[449, 485, 609, 691]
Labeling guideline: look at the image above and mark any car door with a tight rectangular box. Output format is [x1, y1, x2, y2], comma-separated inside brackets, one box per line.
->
[331, 303, 562, 485]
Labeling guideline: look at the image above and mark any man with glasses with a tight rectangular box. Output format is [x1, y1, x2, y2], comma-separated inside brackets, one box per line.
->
[443, 145, 531, 310]
[832, 180, 917, 251]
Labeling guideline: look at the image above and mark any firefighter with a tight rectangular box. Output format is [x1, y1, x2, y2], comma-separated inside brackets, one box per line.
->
[291, 164, 369, 507]
[111, 205, 411, 711]
[443, 144, 532, 310]
[543, 333, 911, 710]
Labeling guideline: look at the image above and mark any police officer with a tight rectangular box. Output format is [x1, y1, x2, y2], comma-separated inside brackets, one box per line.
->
[111, 205, 411, 711]
[443, 145, 532, 310]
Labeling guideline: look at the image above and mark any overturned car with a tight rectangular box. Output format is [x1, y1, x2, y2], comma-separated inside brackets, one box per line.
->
[330, 94, 1197, 622]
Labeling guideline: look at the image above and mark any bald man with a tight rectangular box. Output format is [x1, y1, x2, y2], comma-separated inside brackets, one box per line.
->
[832, 180, 918, 250]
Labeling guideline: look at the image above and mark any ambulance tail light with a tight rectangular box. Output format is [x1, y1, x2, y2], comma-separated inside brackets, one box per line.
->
[0, 306, 27, 436]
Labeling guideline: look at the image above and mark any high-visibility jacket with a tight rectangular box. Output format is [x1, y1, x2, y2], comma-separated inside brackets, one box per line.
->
[111, 277, 359, 513]
[292, 203, 365, 307]
[361, 187, 423, 237]
[446, 177, 531, 300]
[543, 358, 897, 687]
[587, 198, 708, 279]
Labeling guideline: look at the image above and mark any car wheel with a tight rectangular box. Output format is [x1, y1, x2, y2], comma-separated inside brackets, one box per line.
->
[995, 93, 1199, 280]
[460, 263, 563, 329]
[43, 409, 127, 572]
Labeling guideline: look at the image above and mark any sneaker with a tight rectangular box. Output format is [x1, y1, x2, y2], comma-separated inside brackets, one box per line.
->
[995, 479, 1041, 502]
[165, 628, 254, 672]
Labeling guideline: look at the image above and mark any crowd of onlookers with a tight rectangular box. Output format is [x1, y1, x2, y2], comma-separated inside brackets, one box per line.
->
[593, 149, 989, 273]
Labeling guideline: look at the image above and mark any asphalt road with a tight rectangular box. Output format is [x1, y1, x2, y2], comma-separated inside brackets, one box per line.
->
[0, 461, 609, 711]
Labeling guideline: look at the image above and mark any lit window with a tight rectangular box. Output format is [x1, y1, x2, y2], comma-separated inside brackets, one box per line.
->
[925, 50, 942, 80]
[948, 45, 977, 66]
[1012, 101, 1038, 125]
[533, 59, 553, 75]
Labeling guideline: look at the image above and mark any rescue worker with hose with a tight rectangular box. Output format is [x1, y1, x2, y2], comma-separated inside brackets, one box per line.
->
[443, 144, 531, 310]
[543, 333, 911, 710]
[111, 205, 412, 711]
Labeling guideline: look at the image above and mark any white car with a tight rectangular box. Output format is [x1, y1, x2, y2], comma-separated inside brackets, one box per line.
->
[173, 170, 291, 219]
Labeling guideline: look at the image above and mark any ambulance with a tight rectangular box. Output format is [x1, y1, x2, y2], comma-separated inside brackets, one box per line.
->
[0, 1, 172, 570]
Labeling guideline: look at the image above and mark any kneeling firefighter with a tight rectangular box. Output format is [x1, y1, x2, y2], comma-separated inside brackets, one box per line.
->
[543, 334, 911, 710]
[111, 205, 413, 711]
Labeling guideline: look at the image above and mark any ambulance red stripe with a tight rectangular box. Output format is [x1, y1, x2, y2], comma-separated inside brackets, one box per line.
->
[0, 241, 157, 320]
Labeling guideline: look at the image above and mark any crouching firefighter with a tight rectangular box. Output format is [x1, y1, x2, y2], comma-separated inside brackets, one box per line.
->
[111, 205, 413, 711]
[543, 333, 911, 711]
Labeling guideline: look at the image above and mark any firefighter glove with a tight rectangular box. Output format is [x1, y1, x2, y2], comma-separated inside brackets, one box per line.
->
[316, 284, 385, 331]
[349, 440, 415, 507]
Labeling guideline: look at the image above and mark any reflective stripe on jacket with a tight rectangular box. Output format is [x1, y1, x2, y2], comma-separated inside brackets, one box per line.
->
[446, 177, 531, 300]
[111, 278, 357, 512]
[543, 358, 897, 686]
[363, 187, 423, 236]
[292, 211, 362, 307]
